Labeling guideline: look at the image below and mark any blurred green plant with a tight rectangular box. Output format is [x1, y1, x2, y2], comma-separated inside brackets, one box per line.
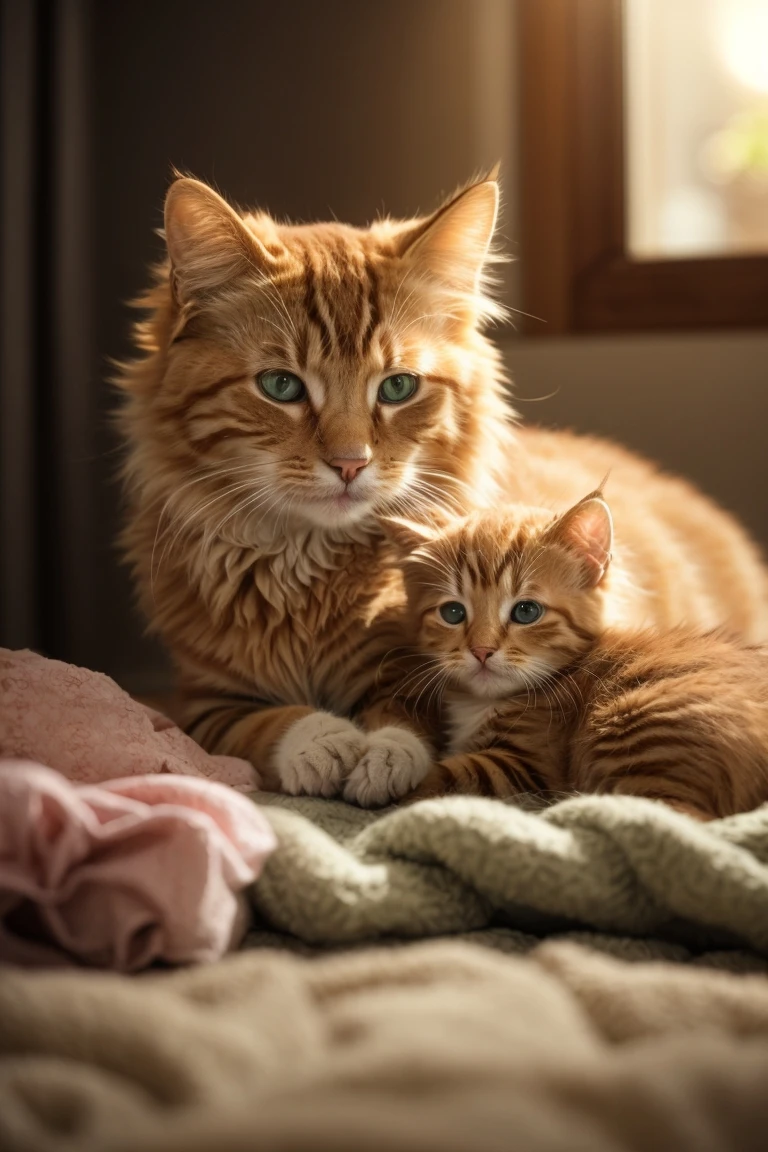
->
[702, 105, 768, 181]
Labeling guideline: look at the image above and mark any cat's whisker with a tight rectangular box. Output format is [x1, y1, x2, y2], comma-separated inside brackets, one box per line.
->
[149, 459, 276, 548]
[412, 466, 474, 492]
[424, 670, 450, 718]
[394, 661, 448, 705]
[163, 477, 273, 558]
[147, 459, 275, 512]
[393, 656, 444, 694]
[395, 309, 460, 338]
[200, 485, 273, 552]
[151, 475, 275, 588]
[254, 277, 302, 345]
[410, 664, 451, 718]
[387, 279, 419, 331]
[180, 479, 279, 560]
[372, 645, 416, 686]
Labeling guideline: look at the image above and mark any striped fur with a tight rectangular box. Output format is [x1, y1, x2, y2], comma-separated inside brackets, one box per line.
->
[117, 174, 768, 803]
[117, 173, 510, 797]
[398, 503, 768, 820]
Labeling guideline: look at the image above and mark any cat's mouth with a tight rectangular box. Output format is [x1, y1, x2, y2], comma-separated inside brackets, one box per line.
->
[306, 490, 367, 508]
[284, 461, 425, 529]
[293, 486, 377, 527]
[292, 467, 410, 527]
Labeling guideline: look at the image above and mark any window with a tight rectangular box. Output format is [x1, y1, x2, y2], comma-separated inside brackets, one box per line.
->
[518, 0, 768, 333]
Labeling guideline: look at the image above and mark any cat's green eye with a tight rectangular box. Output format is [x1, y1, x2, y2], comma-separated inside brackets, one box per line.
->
[511, 600, 543, 625]
[378, 373, 418, 404]
[258, 370, 307, 403]
[439, 601, 467, 625]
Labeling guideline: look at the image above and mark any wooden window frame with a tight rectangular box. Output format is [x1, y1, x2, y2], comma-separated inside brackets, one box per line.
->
[518, 0, 768, 335]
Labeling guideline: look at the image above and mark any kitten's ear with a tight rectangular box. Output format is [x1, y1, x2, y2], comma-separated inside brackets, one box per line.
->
[397, 177, 499, 293]
[164, 177, 269, 302]
[382, 517, 438, 553]
[547, 494, 614, 587]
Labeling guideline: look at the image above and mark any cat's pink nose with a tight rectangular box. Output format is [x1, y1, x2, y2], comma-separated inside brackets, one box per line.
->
[471, 647, 497, 665]
[327, 458, 369, 484]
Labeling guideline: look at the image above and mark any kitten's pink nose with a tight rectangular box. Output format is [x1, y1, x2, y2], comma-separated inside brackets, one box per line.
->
[471, 647, 497, 665]
[327, 458, 369, 484]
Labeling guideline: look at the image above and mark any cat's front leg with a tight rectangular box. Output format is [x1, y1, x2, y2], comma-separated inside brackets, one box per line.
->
[342, 724, 433, 808]
[183, 696, 365, 797]
[337, 649, 438, 807]
[274, 712, 368, 798]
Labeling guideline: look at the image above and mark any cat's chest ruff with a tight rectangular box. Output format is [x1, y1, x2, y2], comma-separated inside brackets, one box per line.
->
[210, 518, 383, 615]
[252, 522, 362, 590]
[446, 697, 500, 754]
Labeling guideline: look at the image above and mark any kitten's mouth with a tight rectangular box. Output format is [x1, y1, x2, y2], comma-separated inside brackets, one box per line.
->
[462, 663, 528, 699]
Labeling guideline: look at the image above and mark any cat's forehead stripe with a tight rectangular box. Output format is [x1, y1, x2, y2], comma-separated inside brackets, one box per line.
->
[360, 256, 382, 356]
[302, 248, 334, 361]
[294, 239, 383, 365]
[323, 239, 366, 358]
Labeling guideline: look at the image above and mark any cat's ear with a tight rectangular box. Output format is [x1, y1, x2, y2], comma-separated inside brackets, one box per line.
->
[164, 177, 270, 302]
[397, 176, 499, 293]
[382, 517, 438, 554]
[547, 493, 614, 587]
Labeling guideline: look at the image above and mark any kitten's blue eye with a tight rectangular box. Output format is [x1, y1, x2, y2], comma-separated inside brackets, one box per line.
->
[378, 373, 418, 404]
[258, 370, 306, 403]
[511, 600, 543, 625]
[439, 601, 466, 625]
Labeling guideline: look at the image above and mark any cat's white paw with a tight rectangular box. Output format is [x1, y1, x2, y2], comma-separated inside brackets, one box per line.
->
[343, 726, 432, 808]
[275, 712, 367, 798]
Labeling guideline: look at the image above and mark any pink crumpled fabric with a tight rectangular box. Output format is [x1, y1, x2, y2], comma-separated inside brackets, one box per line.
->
[0, 763, 276, 970]
[0, 649, 276, 970]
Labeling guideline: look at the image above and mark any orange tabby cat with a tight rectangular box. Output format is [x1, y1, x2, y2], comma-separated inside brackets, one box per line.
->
[117, 173, 768, 807]
[391, 498, 768, 820]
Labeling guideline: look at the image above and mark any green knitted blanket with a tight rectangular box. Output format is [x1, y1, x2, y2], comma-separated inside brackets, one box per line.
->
[250, 792, 768, 969]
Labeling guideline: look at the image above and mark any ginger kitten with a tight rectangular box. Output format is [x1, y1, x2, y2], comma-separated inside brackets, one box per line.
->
[391, 497, 768, 821]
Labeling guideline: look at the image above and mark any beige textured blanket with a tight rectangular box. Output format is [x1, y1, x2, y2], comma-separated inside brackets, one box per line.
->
[5, 792, 768, 1150]
[3, 938, 768, 1151]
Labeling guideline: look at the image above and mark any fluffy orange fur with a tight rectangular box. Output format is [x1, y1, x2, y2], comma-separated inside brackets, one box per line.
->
[117, 174, 768, 806]
[394, 500, 768, 821]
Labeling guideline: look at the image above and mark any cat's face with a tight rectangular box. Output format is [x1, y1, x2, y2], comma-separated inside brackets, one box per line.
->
[143, 175, 505, 534]
[394, 495, 613, 699]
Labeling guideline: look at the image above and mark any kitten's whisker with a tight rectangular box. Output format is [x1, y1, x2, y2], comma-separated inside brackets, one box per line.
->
[426, 668, 451, 715]
[394, 659, 446, 701]
[410, 665, 450, 717]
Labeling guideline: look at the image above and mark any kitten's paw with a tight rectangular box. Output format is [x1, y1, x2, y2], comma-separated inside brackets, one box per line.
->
[275, 712, 366, 798]
[343, 727, 432, 808]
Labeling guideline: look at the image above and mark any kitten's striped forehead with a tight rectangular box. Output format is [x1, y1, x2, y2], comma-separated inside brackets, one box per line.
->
[431, 514, 550, 591]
